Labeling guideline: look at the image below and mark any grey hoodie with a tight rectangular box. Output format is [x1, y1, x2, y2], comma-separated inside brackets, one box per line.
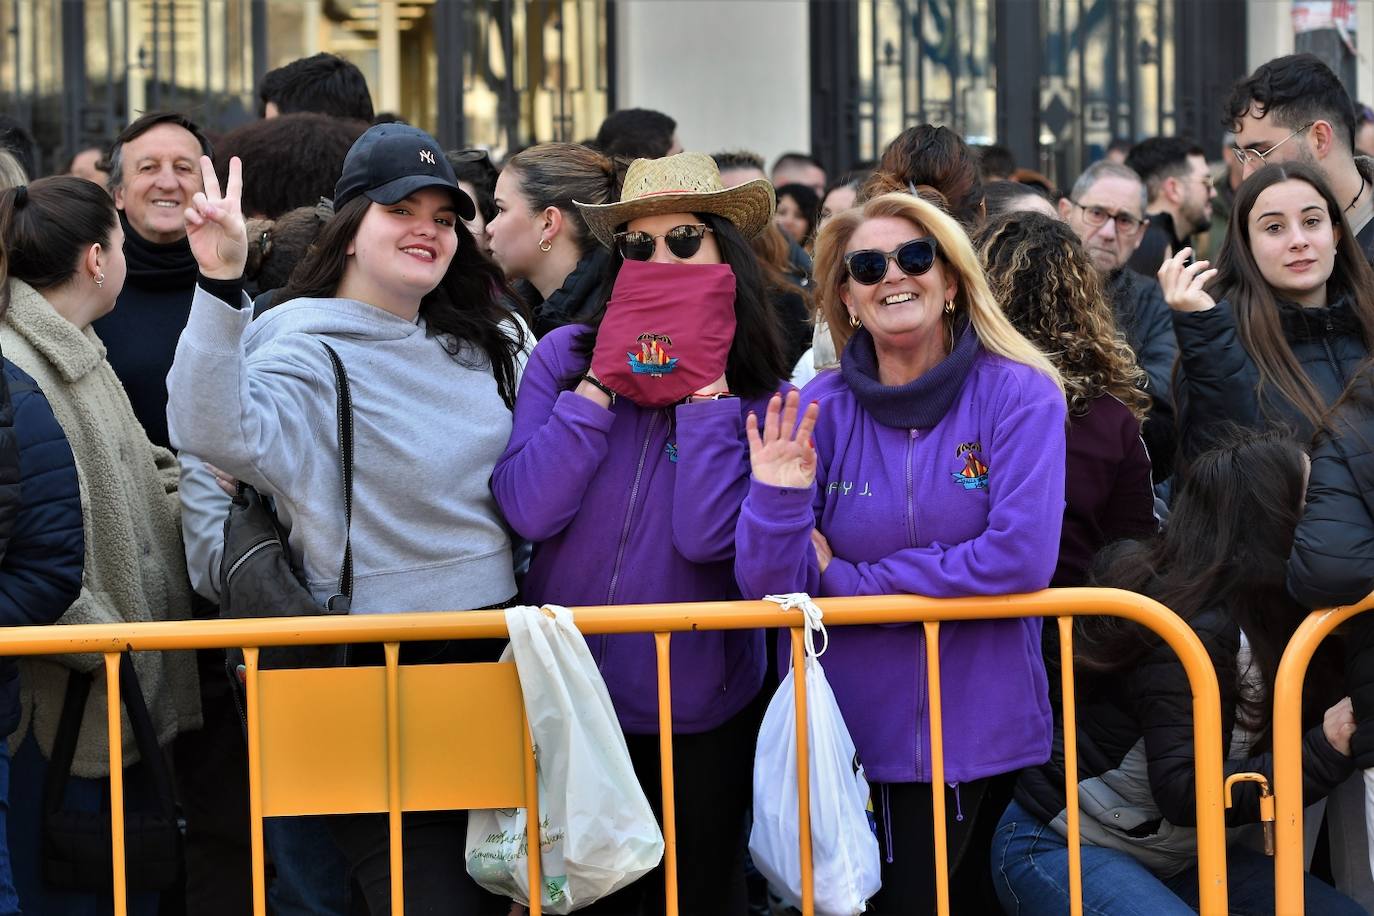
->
[167, 287, 529, 613]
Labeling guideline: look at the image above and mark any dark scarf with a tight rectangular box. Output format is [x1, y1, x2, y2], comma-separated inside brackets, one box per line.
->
[841, 317, 982, 428]
[119, 212, 198, 291]
[518, 247, 612, 338]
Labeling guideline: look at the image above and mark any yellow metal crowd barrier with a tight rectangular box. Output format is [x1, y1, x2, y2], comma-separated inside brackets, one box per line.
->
[1272, 591, 1374, 915]
[0, 589, 1231, 916]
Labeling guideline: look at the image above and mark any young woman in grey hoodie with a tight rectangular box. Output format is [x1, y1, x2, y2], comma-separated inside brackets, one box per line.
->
[166, 124, 531, 915]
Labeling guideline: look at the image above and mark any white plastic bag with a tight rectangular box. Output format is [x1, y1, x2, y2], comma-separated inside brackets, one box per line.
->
[1364, 767, 1374, 881]
[749, 594, 881, 916]
[465, 605, 664, 912]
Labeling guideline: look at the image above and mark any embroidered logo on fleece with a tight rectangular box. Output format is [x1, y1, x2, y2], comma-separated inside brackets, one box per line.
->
[628, 333, 679, 376]
[951, 441, 989, 490]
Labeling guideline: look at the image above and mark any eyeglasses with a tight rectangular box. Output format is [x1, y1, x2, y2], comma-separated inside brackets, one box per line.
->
[614, 223, 714, 261]
[1068, 200, 1147, 237]
[843, 237, 939, 285]
[1232, 122, 1314, 167]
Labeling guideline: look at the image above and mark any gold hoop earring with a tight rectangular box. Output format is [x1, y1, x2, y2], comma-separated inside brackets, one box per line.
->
[539, 239, 553, 253]
[848, 314, 861, 329]
[943, 298, 954, 315]
[93, 273, 105, 288]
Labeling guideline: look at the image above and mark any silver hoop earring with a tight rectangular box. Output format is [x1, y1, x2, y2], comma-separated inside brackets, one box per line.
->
[93, 273, 105, 289]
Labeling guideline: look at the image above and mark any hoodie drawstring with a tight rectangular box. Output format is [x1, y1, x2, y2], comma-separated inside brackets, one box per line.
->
[952, 782, 964, 823]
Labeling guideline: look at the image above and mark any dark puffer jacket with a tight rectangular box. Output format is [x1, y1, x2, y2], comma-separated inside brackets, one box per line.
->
[0, 360, 84, 735]
[1106, 268, 1177, 477]
[1015, 605, 1353, 877]
[515, 248, 611, 340]
[1288, 382, 1374, 766]
[1173, 296, 1368, 459]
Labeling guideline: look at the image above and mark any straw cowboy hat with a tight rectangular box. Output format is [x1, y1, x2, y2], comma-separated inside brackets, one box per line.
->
[576, 151, 776, 249]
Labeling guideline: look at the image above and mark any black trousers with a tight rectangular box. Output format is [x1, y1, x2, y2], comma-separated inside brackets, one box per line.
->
[169, 649, 254, 916]
[331, 638, 511, 916]
[329, 810, 508, 916]
[581, 695, 764, 916]
[866, 773, 1012, 916]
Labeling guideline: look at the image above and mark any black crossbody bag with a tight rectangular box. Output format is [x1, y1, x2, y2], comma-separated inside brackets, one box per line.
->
[42, 655, 183, 892]
[219, 342, 353, 674]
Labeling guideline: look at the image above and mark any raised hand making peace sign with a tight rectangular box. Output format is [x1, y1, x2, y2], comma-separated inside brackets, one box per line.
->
[184, 155, 248, 281]
[746, 389, 820, 489]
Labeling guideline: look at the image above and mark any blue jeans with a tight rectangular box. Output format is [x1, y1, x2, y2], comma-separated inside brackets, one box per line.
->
[991, 800, 1364, 916]
[0, 743, 20, 915]
[263, 817, 350, 916]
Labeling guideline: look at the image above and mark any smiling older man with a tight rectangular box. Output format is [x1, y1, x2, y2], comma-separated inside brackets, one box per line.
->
[92, 111, 210, 451]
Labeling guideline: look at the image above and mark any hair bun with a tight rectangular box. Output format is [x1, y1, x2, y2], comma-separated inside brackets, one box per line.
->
[909, 183, 950, 211]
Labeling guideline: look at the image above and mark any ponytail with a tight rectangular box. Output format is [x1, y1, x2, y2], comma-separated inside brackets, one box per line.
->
[0, 176, 116, 292]
[505, 143, 624, 256]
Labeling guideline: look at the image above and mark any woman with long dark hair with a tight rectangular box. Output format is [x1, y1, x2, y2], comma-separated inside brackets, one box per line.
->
[994, 431, 1361, 914]
[1160, 162, 1374, 459]
[166, 123, 530, 915]
[976, 211, 1157, 584]
[491, 152, 790, 915]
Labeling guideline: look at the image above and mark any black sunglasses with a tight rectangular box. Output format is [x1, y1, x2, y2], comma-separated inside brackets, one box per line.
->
[844, 237, 939, 285]
[614, 223, 714, 261]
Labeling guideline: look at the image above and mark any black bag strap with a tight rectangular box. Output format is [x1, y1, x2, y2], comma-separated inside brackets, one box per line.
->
[43, 656, 177, 821]
[321, 343, 354, 605]
[43, 667, 92, 815]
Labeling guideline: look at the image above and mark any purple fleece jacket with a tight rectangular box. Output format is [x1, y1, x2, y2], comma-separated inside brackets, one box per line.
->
[735, 327, 1066, 783]
[493, 324, 780, 734]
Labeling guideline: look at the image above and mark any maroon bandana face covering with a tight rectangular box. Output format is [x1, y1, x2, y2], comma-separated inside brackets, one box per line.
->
[591, 260, 737, 408]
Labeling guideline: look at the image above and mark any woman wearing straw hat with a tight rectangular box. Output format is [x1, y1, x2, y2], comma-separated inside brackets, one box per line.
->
[735, 191, 1067, 913]
[492, 152, 791, 915]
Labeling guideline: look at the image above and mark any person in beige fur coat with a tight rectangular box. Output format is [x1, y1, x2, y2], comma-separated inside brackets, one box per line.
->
[0, 176, 199, 914]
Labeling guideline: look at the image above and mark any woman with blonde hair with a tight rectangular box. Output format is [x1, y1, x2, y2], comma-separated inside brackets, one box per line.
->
[736, 191, 1066, 914]
[976, 210, 1157, 585]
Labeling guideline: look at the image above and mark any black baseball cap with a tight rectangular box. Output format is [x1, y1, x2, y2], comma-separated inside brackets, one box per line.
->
[333, 123, 476, 220]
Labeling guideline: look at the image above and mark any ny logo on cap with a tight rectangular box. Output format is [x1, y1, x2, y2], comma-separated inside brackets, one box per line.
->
[419, 149, 436, 165]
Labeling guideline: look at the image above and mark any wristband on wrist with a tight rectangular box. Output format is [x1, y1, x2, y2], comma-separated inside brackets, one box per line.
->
[581, 374, 617, 405]
[687, 389, 735, 402]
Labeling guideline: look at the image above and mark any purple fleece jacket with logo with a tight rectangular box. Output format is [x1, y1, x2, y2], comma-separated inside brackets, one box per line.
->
[493, 324, 780, 734]
[735, 328, 1066, 784]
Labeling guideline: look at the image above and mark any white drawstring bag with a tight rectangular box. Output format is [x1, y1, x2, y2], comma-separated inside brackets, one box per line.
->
[749, 594, 881, 916]
[465, 605, 664, 912]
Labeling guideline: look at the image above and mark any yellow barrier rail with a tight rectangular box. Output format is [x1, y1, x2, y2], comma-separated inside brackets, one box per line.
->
[1272, 593, 1374, 914]
[0, 589, 1230, 916]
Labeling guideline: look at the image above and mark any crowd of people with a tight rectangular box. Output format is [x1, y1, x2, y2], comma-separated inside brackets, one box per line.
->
[0, 45, 1370, 916]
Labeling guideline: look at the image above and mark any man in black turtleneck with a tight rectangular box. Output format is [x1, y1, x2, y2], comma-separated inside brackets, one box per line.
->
[95, 112, 258, 916]
[95, 111, 209, 450]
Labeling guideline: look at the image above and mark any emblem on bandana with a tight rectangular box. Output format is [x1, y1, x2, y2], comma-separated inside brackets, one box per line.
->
[628, 333, 679, 376]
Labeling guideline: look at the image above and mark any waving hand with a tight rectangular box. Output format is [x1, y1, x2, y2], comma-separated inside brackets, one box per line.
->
[184, 155, 248, 281]
[747, 390, 820, 489]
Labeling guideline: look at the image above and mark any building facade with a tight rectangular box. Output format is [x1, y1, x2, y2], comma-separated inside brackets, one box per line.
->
[0, 1, 1365, 186]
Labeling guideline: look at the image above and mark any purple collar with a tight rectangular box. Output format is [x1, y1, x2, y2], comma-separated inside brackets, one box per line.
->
[840, 318, 982, 428]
